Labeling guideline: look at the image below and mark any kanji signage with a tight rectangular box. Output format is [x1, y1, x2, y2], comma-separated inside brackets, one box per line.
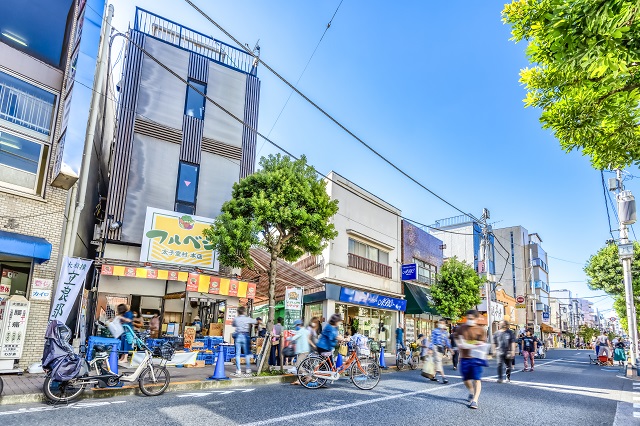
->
[140, 207, 218, 269]
[0, 296, 30, 359]
[49, 257, 93, 322]
[30, 278, 53, 301]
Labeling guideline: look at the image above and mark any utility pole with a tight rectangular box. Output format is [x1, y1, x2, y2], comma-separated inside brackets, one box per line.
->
[480, 208, 493, 345]
[613, 169, 638, 366]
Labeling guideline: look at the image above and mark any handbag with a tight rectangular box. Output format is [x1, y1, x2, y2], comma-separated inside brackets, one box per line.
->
[283, 345, 295, 358]
[107, 317, 124, 338]
[338, 344, 348, 357]
[421, 355, 435, 379]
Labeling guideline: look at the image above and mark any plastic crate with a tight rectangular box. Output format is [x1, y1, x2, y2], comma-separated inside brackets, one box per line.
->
[196, 353, 216, 365]
[222, 345, 236, 362]
[204, 337, 224, 350]
[145, 338, 167, 349]
[87, 336, 120, 361]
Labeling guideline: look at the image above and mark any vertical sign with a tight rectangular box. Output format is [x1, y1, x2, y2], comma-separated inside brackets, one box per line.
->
[49, 257, 93, 322]
[284, 287, 303, 330]
[225, 306, 238, 326]
[0, 296, 30, 359]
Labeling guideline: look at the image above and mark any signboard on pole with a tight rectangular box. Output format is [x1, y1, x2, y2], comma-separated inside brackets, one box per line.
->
[401, 264, 417, 281]
[516, 295, 525, 304]
[49, 257, 93, 323]
[542, 312, 550, 321]
[284, 287, 303, 330]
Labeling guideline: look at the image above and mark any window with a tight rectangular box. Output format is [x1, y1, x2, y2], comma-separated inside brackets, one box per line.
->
[184, 79, 206, 120]
[175, 161, 199, 214]
[414, 258, 437, 285]
[0, 71, 56, 137]
[0, 130, 48, 194]
[348, 238, 389, 265]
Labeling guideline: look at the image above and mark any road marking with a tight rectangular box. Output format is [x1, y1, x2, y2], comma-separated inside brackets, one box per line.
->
[0, 400, 128, 416]
[242, 359, 561, 426]
[177, 392, 212, 398]
[175, 388, 254, 398]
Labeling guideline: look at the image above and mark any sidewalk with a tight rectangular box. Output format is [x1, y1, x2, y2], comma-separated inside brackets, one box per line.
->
[0, 353, 399, 405]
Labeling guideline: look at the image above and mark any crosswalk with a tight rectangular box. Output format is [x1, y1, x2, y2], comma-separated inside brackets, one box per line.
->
[634, 381, 640, 418]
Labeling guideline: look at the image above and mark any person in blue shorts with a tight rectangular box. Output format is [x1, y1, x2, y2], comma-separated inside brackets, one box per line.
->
[453, 310, 488, 410]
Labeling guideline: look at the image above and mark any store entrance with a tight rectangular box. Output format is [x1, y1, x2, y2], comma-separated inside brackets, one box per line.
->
[336, 303, 394, 349]
[0, 257, 32, 300]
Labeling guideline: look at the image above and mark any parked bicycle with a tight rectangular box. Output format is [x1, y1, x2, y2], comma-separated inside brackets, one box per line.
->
[297, 340, 380, 390]
[42, 321, 174, 403]
[396, 343, 419, 371]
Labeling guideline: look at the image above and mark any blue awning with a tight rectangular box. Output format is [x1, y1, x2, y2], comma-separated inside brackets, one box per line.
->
[0, 230, 52, 264]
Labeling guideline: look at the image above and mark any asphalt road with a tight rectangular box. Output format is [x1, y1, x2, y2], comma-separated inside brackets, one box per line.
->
[0, 349, 638, 426]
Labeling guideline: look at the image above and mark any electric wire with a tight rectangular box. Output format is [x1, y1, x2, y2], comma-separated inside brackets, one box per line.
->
[182, 0, 480, 223]
[601, 170, 616, 239]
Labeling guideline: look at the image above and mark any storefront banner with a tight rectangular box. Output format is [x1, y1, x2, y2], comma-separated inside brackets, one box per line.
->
[401, 264, 417, 281]
[247, 282, 257, 299]
[339, 288, 407, 311]
[228, 280, 239, 297]
[49, 257, 93, 322]
[140, 207, 218, 269]
[209, 277, 221, 294]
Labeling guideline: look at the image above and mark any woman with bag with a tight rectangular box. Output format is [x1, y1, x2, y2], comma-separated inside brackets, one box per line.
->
[316, 314, 349, 356]
[269, 317, 284, 367]
[114, 304, 133, 364]
[288, 319, 312, 385]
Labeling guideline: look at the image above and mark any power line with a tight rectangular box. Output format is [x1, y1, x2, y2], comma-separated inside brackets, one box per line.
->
[183, 0, 480, 223]
[547, 255, 584, 265]
[601, 170, 616, 239]
[258, 0, 344, 157]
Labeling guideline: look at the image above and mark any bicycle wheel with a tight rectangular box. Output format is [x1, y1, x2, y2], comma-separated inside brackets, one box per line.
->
[298, 356, 330, 389]
[43, 376, 85, 403]
[138, 366, 170, 396]
[350, 359, 381, 390]
[410, 354, 419, 370]
[395, 354, 404, 371]
[0, 377, 3, 395]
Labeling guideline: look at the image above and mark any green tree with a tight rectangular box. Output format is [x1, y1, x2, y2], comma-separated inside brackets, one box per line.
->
[502, 0, 640, 169]
[584, 241, 640, 331]
[577, 325, 599, 343]
[203, 154, 339, 330]
[431, 257, 483, 321]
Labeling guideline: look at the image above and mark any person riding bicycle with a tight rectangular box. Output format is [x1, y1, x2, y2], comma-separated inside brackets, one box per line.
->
[316, 314, 349, 357]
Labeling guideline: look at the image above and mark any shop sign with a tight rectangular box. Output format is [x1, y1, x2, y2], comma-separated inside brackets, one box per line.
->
[140, 207, 218, 269]
[516, 295, 525, 304]
[516, 304, 526, 309]
[285, 287, 303, 311]
[49, 257, 93, 322]
[339, 288, 407, 311]
[490, 303, 504, 322]
[401, 264, 417, 281]
[542, 312, 550, 320]
[30, 278, 53, 301]
[0, 296, 30, 359]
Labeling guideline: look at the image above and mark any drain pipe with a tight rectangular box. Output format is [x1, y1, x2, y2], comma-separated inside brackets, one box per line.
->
[65, 4, 114, 258]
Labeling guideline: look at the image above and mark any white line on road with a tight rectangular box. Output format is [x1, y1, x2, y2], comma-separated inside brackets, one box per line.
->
[242, 359, 561, 426]
[0, 400, 128, 416]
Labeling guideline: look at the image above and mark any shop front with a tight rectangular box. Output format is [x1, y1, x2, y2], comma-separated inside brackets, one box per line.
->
[403, 282, 442, 342]
[303, 284, 406, 351]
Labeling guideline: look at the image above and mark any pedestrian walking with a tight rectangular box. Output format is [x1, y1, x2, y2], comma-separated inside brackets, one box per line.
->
[316, 314, 349, 354]
[307, 317, 321, 351]
[521, 329, 538, 372]
[454, 310, 488, 409]
[232, 306, 256, 377]
[492, 320, 516, 383]
[396, 324, 405, 351]
[429, 319, 451, 384]
[450, 326, 459, 370]
[116, 304, 133, 364]
[289, 319, 311, 385]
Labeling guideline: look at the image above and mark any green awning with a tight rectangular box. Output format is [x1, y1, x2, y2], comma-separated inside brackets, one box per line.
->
[404, 282, 440, 315]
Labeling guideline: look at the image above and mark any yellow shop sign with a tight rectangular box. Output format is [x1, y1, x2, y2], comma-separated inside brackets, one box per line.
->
[140, 207, 217, 269]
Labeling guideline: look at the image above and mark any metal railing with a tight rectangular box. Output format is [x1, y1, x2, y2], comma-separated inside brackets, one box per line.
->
[348, 253, 392, 279]
[0, 81, 53, 136]
[134, 8, 255, 74]
[430, 214, 476, 228]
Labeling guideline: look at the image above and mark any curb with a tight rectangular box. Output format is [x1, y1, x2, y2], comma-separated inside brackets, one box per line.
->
[0, 374, 296, 406]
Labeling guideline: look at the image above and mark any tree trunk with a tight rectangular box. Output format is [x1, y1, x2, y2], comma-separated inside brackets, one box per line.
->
[268, 251, 277, 331]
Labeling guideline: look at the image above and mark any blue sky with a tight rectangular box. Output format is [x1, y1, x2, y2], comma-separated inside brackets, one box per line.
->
[109, 0, 640, 317]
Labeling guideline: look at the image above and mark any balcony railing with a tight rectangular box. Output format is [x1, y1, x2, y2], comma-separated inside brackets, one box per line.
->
[134, 8, 255, 75]
[0, 77, 54, 136]
[531, 258, 548, 272]
[292, 255, 323, 273]
[430, 214, 475, 228]
[348, 253, 392, 279]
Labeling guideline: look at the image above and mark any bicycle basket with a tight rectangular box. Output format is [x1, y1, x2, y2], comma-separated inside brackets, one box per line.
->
[369, 341, 380, 352]
[153, 343, 175, 360]
[409, 342, 419, 352]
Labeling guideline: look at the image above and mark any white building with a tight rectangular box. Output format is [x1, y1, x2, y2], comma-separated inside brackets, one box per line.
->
[300, 171, 404, 351]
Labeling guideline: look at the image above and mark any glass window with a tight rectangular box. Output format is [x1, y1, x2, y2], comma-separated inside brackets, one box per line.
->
[347, 238, 389, 265]
[176, 162, 199, 204]
[184, 80, 206, 120]
[0, 130, 47, 193]
[0, 71, 56, 137]
[414, 258, 437, 285]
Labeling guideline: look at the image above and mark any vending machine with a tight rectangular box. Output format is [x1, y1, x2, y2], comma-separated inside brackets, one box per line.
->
[0, 295, 30, 372]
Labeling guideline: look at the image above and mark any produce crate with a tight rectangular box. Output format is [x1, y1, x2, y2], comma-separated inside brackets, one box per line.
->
[87, 336, 120, 361]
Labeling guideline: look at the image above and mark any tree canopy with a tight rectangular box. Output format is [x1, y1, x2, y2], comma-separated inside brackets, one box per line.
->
[584, 241, 640, 331]
[502, 0, 640, 169]
[203, 154, 339, 329]
[431, 257, 483, 321]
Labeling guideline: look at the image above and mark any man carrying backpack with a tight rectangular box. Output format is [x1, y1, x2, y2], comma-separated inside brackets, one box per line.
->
[492, 320, 516, 383]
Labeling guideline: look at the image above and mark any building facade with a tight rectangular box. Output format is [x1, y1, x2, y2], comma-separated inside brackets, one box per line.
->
[0, 0, 107, 367]
[301, 172, 405, 351]
[86, 8, 261, 342]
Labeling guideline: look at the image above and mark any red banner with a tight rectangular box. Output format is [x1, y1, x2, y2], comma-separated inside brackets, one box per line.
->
[187, 273, 199, 291]
[209, 276, 221, 294]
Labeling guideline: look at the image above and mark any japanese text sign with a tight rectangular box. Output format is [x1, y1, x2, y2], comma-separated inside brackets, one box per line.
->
[0, 296, 30, 359]
[140, 207, 218, 269]
[49, 257, 93, 322]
